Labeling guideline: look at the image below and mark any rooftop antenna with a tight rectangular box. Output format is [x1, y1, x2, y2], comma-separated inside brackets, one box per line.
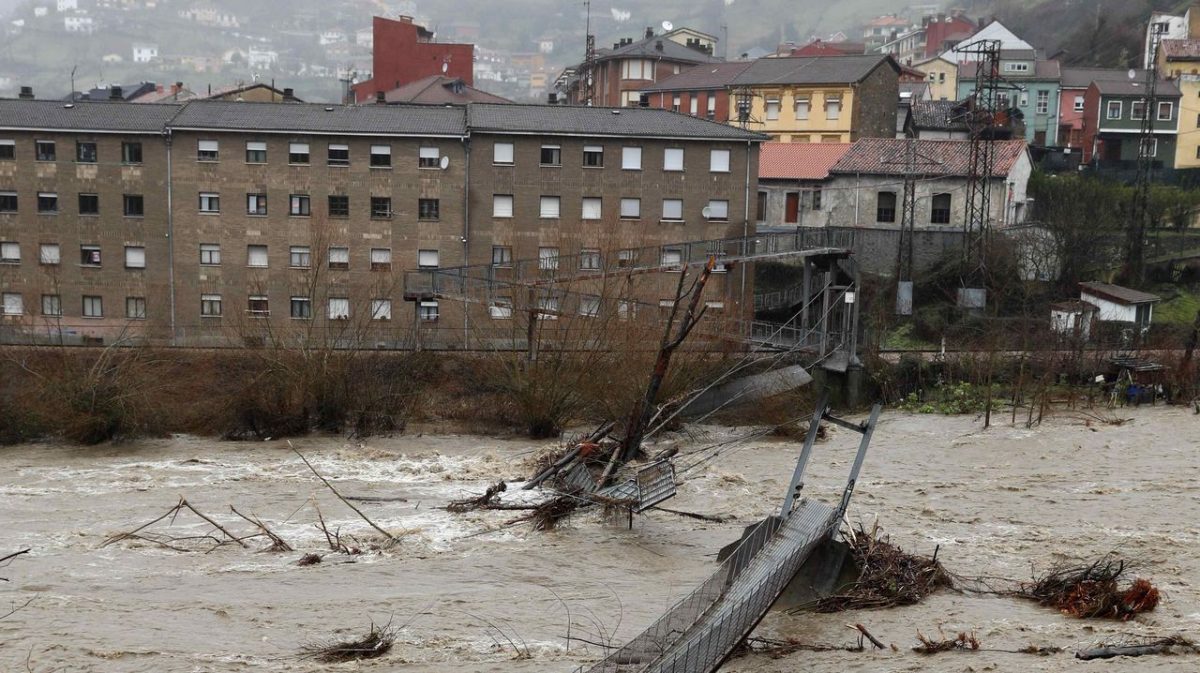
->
[582, 0, 596, 105]
[69, 64, 77, 101]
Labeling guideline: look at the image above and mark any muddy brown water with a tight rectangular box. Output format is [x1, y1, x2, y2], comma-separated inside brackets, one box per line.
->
[1, 407, 1198, 672]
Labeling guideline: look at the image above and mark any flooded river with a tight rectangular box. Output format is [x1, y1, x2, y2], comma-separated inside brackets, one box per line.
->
[2, 407, 1198, 672]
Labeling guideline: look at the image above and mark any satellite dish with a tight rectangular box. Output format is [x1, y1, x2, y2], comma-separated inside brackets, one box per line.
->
[439, 155, 450, 170]
[662, 20, 674, 32]
[702, 206, 713, 218]
[1128, 69, 1137, 80]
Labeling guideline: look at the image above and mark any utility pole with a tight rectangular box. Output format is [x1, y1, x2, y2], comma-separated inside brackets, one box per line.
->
[884, 138, 942, 315]
[582, 0, 595, 106]
[1127, 23, 1164, 287]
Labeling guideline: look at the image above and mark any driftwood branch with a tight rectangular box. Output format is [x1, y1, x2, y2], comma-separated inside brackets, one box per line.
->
[0, 549, 30, 581]
[1076, 637, 1197, 660]
[847, 623, 886, 650]
[291, 442, 397, 543]
[229, 505, 292, 552]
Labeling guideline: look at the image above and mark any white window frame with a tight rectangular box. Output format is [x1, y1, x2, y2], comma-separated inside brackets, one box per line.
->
[1073, 95, 1085, 112]
[539, 195, 561, 219]
[663, 148, 684, 172]
[370, 144, 392, 168]
[418, 146, 440, 168]
[489, 298, 513, 320]
[706, 199, 729, 221]
[583, 145, 603, 167]
[418, 249, 439, 269]
[126, 296, 147, 320]
[42, 294, 62, 316]
[710, 149, 730, 173]
[621, 146, 642, 170]
[82, 295, 103, 318]
[580, 294, 601, 317]
[765, 98, 780, 121]
[289, 245, 311, 268]
[245, 141, 267, 163]
[538, 247, 559, 270]
[539, 144, 562, 166]
[200, 243, 220, 266]
[690, 97, 698, 116]
[247, 244, 269, 268]
[328, 297, 350, 320]
[492, 246, 513, 267]
[662, 198, 683, 221]
[0, 241, 19, 263]
[124, 245, 146, 269]
[825, 97, 842, 120]
[581, 197, 602, 220]
[660, 248, 683, 269]
[1035, 90, 1049, 115]
[620, 198, 641, 219]
[1107, 100, 1122, 120]
[1131, 99, 1146, 121]
[290, 296, 312, 320]
[370, 247, 392, 270]
[201, 293, 222, 317]
[197, 139, 219, 161]
[328, 246, 349, 269]
[493, 194, 514, 218]
[794, 96, 810, 120]
[580, 248, 601, 271]
[289, 194, 311, 216]
[418, 300, 439, 321]
[39, 243, 60, 265]
[247, 193, 267, 215]
[288, 142, 310, 164]
[2, 292, 24, 316]
[370, 298, 392, 321]
[199, 192, 220, 213]
[1158, 101, 1174, 121]
[493, 142, 514, 165]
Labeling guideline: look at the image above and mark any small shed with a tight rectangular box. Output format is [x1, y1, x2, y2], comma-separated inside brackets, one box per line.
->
[1050, 300, 1096, 340]
[1079, 282, 1160, 328]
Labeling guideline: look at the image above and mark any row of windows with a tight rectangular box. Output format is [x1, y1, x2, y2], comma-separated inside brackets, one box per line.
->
[667, 92, 720, 119]
[763, 97, 842, 122]
[492, 195, 729, 221]
[0, 191, 144, 216]
[875, 192, 953, 224]
[194, 192, 440, 220]
[1105, 100, 1174, 122]
[499, 143, 731, 172]
[1, 292, 144, 319]
[196, 294, 401, 321]
[499, 245, 719, 273]
[198, 243, 437, 270]
[0, 139, 144, 164]
[0, 241, 145, 268]
[194, 140, 443, 168]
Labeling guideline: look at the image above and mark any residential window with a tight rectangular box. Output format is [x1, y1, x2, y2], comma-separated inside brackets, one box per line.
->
[582, 197, 602, 220]
[418, 249, 439, 269]
[489, 298, 513, 319]
[247, 245, 268, 268]
[536, 295, 560, 320]
[661, 247, 683, 269]
[197, 140, 218, 161]
[418, 198, 440, 220]
[328, 297, 350, 320]
[0, 139, 14, 160]
[290, 297, 311, 319]
[493, 142, 514, 165]
[672, 94, 681, 112]
[765, 98, 780, 120]
[825, 97, 842, 119]
[579, 294, 600, 317]
[930, 193, 951, 224]
[794, 96, 810, 120]
[80, 245, 101, 266]
[328, 246, 349, 270]
[247, 193, 267, 215]
[37, 192, 58, 213]
[617, 249, 636, 267]
[756, 191, 767, 222]
[620, 58, 654, 80]
[327, 195, 349, 218]
[41, 294, 61, 316]
[288, 142, 310, 164]
[2, 292, 24, 315]
[419, 146, 440, 168]
[1106, 101, 1122, 119]
[620, 198, 641, 219]
[78, 193, 99, 215]
[201, 294, 222, 317]
[327, 144, 349, 166]
[290, 194, 311, 216]
[493, 194, 514, 218]
[35, 140, 55, 162]
[662, 198, 683, 221]
[583, 145, 604, 167]
[1158, 101, 1174, 121]
[126, 296, 146, 320]
[199, 192, 220, 213]
[710, 149, 730, 173]
[618, 300, 636, 320]
[199, 243, 220, 265]
[124, 246, 145, 269]
[1140, 137, 1158, 158]
[289, 245, 311, 268]
[492, 245, 512, 267]
[664, 147, 684, 171]
[1004, 62, 1030, 73]
[622, 146, 642, 170]
[812, 187, 822, 211]
[245, 141, 267, 163]
[370, 248, 391, 271]
[580, 248, 601, 271]
[122, 141, 143, 164]
[370, 196, 392, 219]
[1035, 90, 1049, 115]
[39, 243, 60, 265]
[76, 141, 97, 163]
[540, 145, 562, 166]
[370, 144, 392, 167]
[1073, 96, 1085, 112]
[82, 295, 103, 318]
[123, 194, 144, 217]
[705, 199, 729, 221]
[247, 295, 269, 316]
[690, 96, 699, 116]
[877, 191, 897, 223]
[418, 300, 439, 322]
[371, 299, 392, 321]
[1131, 99, 1146, 121]
[0, 191, 16, 212]
[0, 241, 18, 263]
[538, 246, 559, 270]
[707, 93, 717, 119]
[539, 196, 560, 218]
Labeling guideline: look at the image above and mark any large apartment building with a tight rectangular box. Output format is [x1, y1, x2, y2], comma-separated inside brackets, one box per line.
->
[0, 98, 764, 347]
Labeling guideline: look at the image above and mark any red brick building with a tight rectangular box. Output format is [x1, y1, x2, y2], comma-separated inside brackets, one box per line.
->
[351, 16, 475, 103]
[638, 62, 752, 122]
[557, 27, 722, 107]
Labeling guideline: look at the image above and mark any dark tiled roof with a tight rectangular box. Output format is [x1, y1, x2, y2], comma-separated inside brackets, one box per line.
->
[1060, 67, 1146, 88]
[1079, 282, 1160, 305]
[0, 99, 183, 132]
[467, 103, 767, 140]
[382, 75, 511, 104]
[1092, 79, 1180, 97]
[169, 100, 468, 136]
[829, 137, 1028, 177]
[600, 35, 722, 65]
[759, 142, 852, 180]
[909, 99, 969, 130]
[1160, 38, 1200, 60]
[730, 55, 897, 86]
[639, 62, 754, 92]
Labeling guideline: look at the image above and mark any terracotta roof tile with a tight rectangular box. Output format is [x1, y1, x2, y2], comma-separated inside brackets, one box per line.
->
[758, 142, 852, 180]
[829, 137, 1028, 177]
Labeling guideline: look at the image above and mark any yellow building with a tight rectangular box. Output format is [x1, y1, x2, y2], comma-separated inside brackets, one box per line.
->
[725, 55, 900, 143]
[1174, 76, 1200, 169]
[912, 56, 959, 101]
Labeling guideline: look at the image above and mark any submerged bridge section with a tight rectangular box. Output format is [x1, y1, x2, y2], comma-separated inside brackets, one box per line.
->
[576, 399, 881, 673]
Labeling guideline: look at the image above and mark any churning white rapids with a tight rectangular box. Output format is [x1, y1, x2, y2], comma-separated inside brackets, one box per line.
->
[2, 407, 1198, 672]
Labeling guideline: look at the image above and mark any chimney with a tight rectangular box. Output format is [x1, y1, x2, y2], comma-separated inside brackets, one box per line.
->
[547, 92, 558, 104]
[109, 86, 123, 100]
[937, 12, 946, 23]
[398, 15, 412, 23]
[376, 90, 386, 104]
[18, 86, 33, 99]
[172, 81, 182, 95]
[655, 39, 663, 51]
[283, 87, 296, 101]
[645, 26, 654, 39]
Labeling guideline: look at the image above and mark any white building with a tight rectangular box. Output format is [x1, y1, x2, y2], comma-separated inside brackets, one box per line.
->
[1079, 282, 1160, 328]
[942, 21, 1032, 62]
[63, 13, 94, 33]
[246, 47, 278, 69]
[1146, 11, 1191, 68]
[355, 27, 373, 49]
[33, 7, 49, 18]
[318, 30, 345, 46]
[132, 43, 159, 63]
[56, 0, 78, 11]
